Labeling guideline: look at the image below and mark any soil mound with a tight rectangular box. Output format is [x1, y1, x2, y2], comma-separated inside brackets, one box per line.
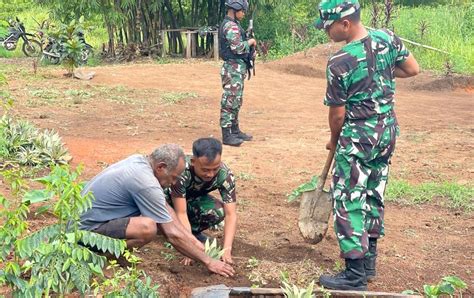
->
[407, 73, 474, 92]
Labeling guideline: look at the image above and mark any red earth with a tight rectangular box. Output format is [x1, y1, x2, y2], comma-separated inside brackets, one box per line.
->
[1, 43, 473, 296]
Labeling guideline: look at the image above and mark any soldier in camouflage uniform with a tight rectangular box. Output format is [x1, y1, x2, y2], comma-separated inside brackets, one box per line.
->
[314, 0, 420, 291]
[219, 0, 257, 146]
[166, 138, 238, 264]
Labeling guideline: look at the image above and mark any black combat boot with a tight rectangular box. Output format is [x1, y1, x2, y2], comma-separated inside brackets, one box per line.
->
[319, 258, 367, 291]
[231, 119, 253, 141]
[365, 238, 377, 282]
[222, 127, 243, 147]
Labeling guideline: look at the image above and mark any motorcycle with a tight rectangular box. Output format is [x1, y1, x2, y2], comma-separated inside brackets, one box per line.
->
[42, 32, 93, 65]
[0, 17, 42, 57]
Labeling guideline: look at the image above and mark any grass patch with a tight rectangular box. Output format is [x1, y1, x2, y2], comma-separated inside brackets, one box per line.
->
[386, 180, 474, 211]
[362, 4, 474, 74]
[236, 172, 255, 181]
[160, 91, 198, 104]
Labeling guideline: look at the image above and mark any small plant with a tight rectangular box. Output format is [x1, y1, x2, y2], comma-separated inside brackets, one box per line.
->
[93, 250, 160, 298]
[160, 242, 176, 261]
[160, 92, 198, 105]
[332, 259, 344, 272]
[403, 275, 467, 297]
[246, 256, 260, 269]
[287, 176, 319, 202]
[204, 238, 225, 260]
[0, 113, 71, 168]
[236, 171, 255, 181]
[280, 271, 315, 298]
[418, 20, 429, 39]
[444, 59, 455, 77]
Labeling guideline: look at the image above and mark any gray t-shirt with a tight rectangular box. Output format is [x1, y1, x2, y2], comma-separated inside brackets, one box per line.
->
[79, 154, 172, 231]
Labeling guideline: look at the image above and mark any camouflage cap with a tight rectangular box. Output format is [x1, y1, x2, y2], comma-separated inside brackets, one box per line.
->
[314, 0, 361, 30]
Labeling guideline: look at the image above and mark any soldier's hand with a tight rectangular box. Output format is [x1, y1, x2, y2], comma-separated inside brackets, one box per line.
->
[206, 259, 235, 277]
[221, 250, 234, 264]
[181, 257, 193, 266]
[248, 38, 256, 47]
[326, 140, 336, 151]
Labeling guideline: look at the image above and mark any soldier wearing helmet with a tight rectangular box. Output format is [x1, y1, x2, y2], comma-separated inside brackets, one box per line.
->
[218, 0, 257, 147]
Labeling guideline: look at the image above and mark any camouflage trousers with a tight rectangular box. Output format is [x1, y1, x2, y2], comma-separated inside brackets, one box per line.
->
[187, 194, 225, 233]
[331, 115, 399, 259]
[220, 61, 247, 128]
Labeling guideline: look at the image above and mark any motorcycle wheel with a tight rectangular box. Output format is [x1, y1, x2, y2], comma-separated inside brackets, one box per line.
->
[22, 39, 42, 57]
[46, 55, 61, 65]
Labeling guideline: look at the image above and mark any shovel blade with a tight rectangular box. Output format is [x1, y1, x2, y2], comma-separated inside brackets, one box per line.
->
[298, 189, 332, 244]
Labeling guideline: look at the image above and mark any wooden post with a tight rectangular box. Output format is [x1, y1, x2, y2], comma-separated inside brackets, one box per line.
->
[191, 31, 197, 58]
[186, 31, 192, 59]
[213, 32, 219, 62]
[160, 30, 165, 58]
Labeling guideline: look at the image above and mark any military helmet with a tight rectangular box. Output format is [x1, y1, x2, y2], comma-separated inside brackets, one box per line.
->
[225, 0, 249, 12]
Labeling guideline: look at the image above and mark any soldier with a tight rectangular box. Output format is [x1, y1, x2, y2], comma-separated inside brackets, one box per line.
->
[315, 0, 419, 291]
[166, 138, 237, 264]
[219, 0, 257, 146]
[79, 144, 234, 277]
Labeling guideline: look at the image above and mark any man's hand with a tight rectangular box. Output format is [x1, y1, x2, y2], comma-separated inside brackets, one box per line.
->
[221, 249, 233, 264]
[206, 259, 235, 277]
[181, 257, 193, 266]
[248, 38, 256, 47]
[326, 140, 336, 151]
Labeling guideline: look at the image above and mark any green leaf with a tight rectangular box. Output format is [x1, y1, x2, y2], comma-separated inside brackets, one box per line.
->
[424, 284, 439, 296]
[437, 282, 455, 295]
[22, 189, 54, 204]
[35, 205, 51, 216]
[65, 232, 76, 243]
[442, 276, 467, 289]
[287, 175, 319, 202]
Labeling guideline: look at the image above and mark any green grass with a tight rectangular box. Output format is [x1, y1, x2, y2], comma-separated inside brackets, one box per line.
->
[362, 4, 474, 74]
[160, 91, 198, 105]
[386, 180, 474, 211]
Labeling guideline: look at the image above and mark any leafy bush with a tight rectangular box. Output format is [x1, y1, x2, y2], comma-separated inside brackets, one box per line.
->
[0, 115, 71, 167]
[0, 164, 160, 296]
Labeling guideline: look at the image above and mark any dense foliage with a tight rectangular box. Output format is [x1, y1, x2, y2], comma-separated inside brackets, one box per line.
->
[1, 0, 473, 71]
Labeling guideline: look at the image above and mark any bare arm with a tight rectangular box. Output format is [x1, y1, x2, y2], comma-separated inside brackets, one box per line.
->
[326, 105, 346, 151]
[394, 53, 420, 78]
[172, 197, 192, 232]
[221, 202, 237, 264]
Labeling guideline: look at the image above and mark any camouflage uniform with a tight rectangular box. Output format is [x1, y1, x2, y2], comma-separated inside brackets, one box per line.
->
[166, 156, 236, 233]
[219, 16, 251, 128]
[324, 29, 409, 259]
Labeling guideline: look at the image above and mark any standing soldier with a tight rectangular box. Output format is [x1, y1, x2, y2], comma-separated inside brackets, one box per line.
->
[315, 0, 419, 291]
[219, 0, 257, 146]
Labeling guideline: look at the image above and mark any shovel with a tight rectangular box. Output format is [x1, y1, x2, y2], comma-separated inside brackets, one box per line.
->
[298, 148, 335, 244]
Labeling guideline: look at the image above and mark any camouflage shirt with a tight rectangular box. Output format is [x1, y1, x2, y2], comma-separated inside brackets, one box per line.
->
[221, 16, 251, 72]
[167, 156, 236, 204]
[324, 29, 409, 120]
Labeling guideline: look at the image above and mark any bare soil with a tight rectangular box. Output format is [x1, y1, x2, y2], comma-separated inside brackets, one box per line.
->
[1, 43, 473, 296]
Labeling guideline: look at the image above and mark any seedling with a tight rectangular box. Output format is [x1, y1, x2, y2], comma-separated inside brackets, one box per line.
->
[403, 275, 467, 297]
[204, 238, 225, 260]
[246, 256, 259, 269]
[280, 271, 315, 298]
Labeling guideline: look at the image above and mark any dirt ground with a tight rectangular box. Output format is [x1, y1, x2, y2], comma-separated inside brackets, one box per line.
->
[1, 43, 473, 296]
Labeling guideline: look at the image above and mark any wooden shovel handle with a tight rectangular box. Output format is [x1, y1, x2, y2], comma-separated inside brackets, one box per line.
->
[316, 149, 335, 192]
